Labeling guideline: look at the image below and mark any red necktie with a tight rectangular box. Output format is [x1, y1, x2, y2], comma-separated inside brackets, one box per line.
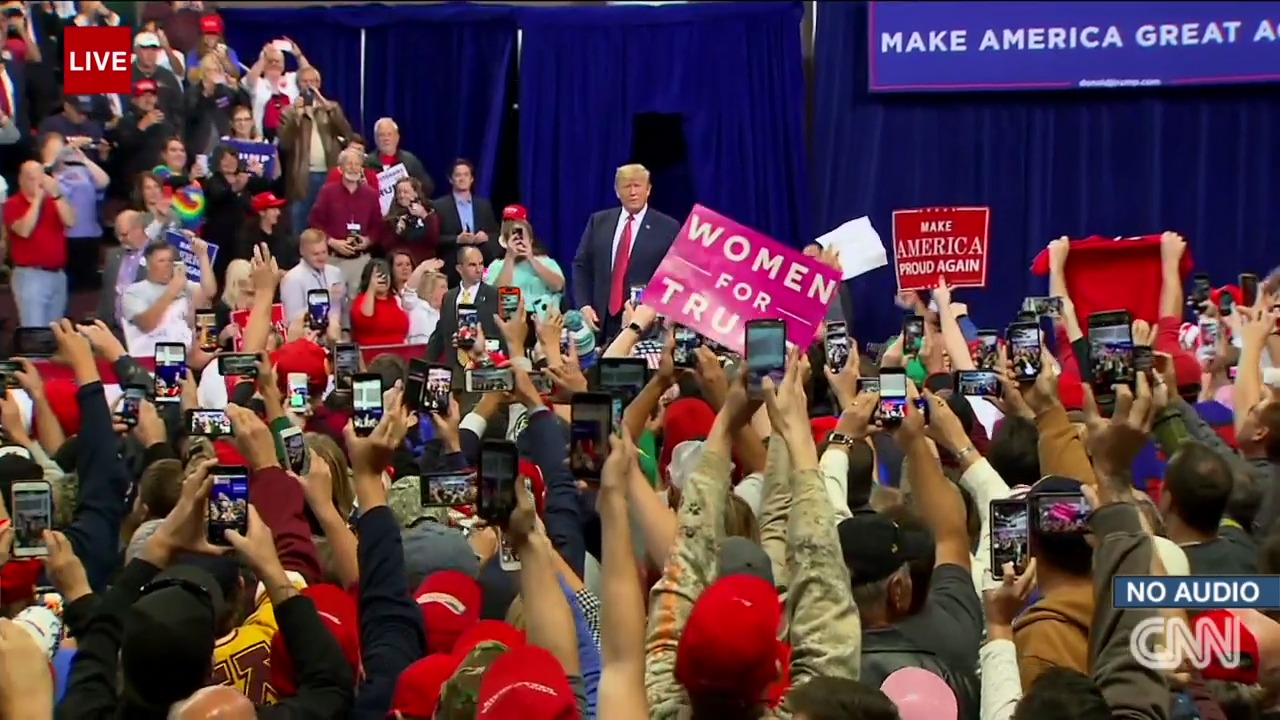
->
[609, 215, 634, 315]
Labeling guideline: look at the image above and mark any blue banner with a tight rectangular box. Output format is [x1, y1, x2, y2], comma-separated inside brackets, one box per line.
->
[167, 231, 219, 283]
[868, 2, 1280, 92]
[222, 138, 277, 176]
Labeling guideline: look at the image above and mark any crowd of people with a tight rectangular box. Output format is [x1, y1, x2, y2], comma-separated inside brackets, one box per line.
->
[0, 4, 1276, 720]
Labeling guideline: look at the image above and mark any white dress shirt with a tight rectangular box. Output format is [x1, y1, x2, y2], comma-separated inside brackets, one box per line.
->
[401, 289, 440, 344]
[610, 205, 648, 269]
[456, 283, 482, 306]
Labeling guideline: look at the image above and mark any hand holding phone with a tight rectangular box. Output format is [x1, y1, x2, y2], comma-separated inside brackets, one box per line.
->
[206, 467, 249, 546]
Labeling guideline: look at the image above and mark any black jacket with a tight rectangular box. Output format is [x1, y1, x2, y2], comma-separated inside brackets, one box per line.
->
[860, 627, 981, 720]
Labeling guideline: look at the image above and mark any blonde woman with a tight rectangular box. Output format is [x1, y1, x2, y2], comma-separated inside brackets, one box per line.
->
[213, 259, 255, 350]
[394, 250, 447, 344]
[487, 218, 565, 318]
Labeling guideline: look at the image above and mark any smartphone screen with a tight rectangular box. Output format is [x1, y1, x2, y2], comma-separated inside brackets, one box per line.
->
[466, 367, 514, 393]
[628, 284, 645, 306]
[0, 360, 19, 390]
[1191, 273, 1212, 305]
[281, 427, 309, 475]
[1007, 323, 1041, 382]
[598, 359, 648, 402]
[405, 359, 429, 412]
[286, 373, 309, 413]
[529, 370, 554, 395]
[974, 331, 1000, 371]
[118, 385, 147, 427]
[824, 321, 850, 373]
[13, 327, 56, 357]
[498, 287, 520, 321]
[569, 394, 610, 481]
[672, 324, 700, 368]
[902, 316, 925, 354]
[1220, 290, 1236, 316]
[186, 408, 232, 437]
[745, 320, 786, 392]
[218, 353, 258, 379]
[1088, 314, 1134, 389]
[878, 370, 907, 424]
[458, 304, 480, 335]
[1031, 492, 1090, 535]
[195, 310, 219, 352]
[955, 370, 1000, 398]
[307, 289, 330, 330]
[153, 343, 186, 403]
[352, 375, 383, 436]
[1241, 274, 1260, 308]
[856, 377, 880, 394]
[1133, 346, 1154, 374]
[421, 470, 477, 507]
[1200, 317, 1220, 345]
[499, 529, 521, 570]
[478, 441, 518, 524]
[11, 482, 52, 558]
[207, 467, 249, 546]
[1022, 297, 1063, 317]
[559, 327, 572, 357]
[334, 343, 359, 391]
[424, 366, 452, 413]
[990, 499, 1030, 579]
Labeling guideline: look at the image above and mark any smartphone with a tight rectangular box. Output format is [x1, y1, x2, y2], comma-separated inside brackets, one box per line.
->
[423, 365, 452, 414]
[153, 343, 186, 403]
[902, 316, 925, 354]
[1220, 289, 1236, 317]
[10, 481, 52, 558]
[478, 440, 519, 525]
[352, 374, 384, 437]
[279, 426, 310, 475]
[955, 369, 1000, 398]
[1006, 322, 1042, 382]
[672, 324, 700, 368]
[404, 359, 430, 412]
[559, 327, 572, 357]
[0, 360, 19, 390]
[421, 470, 477, 508]
[1239, 273, 1259, 309]
[825, 321, 850, 373]
[1191, 273, 1212, 306]
[185, 408, 231, 437]
[218, 352, 258, 379]
[271, 38, 293, 53]
[745, 319, 787, 393]
[628, 284, 645, 306]
[878, 368, 908, 424]
[1022, 297, 1063, 317]
[307, 289, 330, 331]
[334, 343, 360, 391]
[13, 327, 56, 357]
[569, 393, 611, 482]
[990, 499, 1030, 579]
[856, 377, 880, 394]
[1087, 311, 1134, 389]
[195, 310, 219, 352]
[974, 330, 1000, 371]
[206, 466, 250, 546]
[1133, 346, 1154, 374]
[118, 385, 147, 427]
[286, 373, 309, 413]
[1031, 491, 1090, 535]
[498, 529, 521, 571]
[598, 358, 648, 402]
[1199, 317, 1221, 346]
[465, 367, 515, 393]
[498, 286, 521, 321]
[457, 304, 480, 335]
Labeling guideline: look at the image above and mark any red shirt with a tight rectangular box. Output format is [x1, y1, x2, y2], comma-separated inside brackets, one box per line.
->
[350, 293, 410, 346]
[378, 153, 397, 168]
[308, 181, 385, 250]
[325, 166, 379, 188]
[3, 193, 68, 270]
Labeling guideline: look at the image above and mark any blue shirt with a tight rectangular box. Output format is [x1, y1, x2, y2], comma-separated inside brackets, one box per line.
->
[56, 166, 104, 239]
[454, 193, 475, 233]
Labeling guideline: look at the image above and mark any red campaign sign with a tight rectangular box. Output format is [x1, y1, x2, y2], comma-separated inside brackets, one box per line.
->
[230, 304, 286, 350]
[891, 207, 991, 291]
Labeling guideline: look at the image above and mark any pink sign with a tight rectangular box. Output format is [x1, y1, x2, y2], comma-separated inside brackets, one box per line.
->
[643, 205, 841, 354]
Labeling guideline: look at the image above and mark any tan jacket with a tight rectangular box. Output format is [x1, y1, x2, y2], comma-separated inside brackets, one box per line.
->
[277, 102, 354, 200]
[644, 437, 862, 719]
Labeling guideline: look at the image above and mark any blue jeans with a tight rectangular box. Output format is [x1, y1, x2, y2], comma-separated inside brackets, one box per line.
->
[11, 267, 68, 327]
[290, 171, 329, 236]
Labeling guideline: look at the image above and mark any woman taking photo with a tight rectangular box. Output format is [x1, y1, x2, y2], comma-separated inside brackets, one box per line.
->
[351, 259, 409, 346]
[213, 259, 255, 350]
[384, 177, 440, 266]
[134, 171, 179, 242]
[389, 250, 445, 344]
[487, 218, 566, 317]
[40, 132, 110, 292]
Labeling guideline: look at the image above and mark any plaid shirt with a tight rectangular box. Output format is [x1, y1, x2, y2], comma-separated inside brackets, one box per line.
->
[574, 587, 602, 649]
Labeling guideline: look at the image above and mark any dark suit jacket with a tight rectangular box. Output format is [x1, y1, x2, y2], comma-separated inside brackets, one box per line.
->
[424, 283, 506, 387]
[433, 193, 501, 284]
[572, 206, 680, 317]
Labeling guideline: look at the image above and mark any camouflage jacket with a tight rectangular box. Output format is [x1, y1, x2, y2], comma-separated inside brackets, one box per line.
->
[643, 434, 862, 719]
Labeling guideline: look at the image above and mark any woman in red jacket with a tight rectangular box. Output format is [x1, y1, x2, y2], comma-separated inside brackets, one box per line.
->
[350, 259, 410, 346]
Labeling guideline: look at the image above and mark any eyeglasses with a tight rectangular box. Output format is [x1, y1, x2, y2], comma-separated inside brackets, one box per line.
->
[138, 576, 216, 614]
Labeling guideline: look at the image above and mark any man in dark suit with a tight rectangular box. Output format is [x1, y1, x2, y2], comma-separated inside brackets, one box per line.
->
[425, 246, 504, 386]
[433, 159, 500, 286]
[97, 210, 149, 338]
[572, 163, 680, 341]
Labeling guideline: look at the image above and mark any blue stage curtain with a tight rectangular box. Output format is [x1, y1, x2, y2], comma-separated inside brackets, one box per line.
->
[362, 5, 517, 198]
[221, 7, 367, 129]
[813, 2, 1280, 344]
[517, 2, 810, 288]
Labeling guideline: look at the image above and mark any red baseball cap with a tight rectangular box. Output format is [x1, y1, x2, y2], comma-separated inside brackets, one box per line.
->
[251, 191, 287, 214]
[476, 645, 579, 720]
[270, 584, 361, 696]
[675, 574, 781, 700]
[1198, 609, 1260, 684]
[133, 79, 158, 97]
[272, 339, 329, 396]
[519, 459, 545, 517]
[415, 570, 481, 654]
[501, 204, 528, 222]
[390, 653, 459, 718]
[452, 620, 525, 659]
[199, 14, 224, 35]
